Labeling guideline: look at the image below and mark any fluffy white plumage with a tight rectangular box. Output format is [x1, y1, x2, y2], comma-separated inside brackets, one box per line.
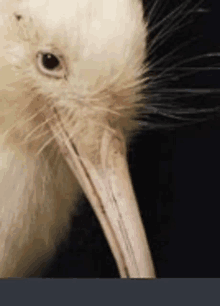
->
[0, 0, 154, 277]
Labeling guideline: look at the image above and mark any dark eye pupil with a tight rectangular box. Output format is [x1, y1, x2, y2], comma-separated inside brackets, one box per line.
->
[42, 53, 59, 70]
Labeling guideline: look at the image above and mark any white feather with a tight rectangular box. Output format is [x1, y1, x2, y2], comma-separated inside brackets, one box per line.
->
[0, 0, 148, 277]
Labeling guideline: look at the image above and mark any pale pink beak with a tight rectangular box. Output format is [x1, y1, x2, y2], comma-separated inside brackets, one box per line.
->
[49, 118, 156, 278]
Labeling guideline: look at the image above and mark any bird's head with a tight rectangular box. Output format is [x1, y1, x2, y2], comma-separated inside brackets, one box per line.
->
[0, 0, 155, 277]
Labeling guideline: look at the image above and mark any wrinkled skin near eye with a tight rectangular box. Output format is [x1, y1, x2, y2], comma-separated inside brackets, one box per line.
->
[36, 52, 66, 78]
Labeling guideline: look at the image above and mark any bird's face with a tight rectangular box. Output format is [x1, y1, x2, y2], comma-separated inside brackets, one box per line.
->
[0, 0, 155, 277]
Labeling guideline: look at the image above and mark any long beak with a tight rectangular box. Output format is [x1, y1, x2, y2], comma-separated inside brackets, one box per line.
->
[49, 118, 156, 278]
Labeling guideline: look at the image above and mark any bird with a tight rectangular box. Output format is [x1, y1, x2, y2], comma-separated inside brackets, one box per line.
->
[0, 0, 156, 278]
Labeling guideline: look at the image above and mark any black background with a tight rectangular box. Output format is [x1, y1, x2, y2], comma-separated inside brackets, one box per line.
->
[41, 0, 220, 278]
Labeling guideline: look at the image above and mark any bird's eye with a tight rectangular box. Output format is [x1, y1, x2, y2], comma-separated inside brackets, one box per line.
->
[42, 53, 60, 70]
[36, 52, 65, 78]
